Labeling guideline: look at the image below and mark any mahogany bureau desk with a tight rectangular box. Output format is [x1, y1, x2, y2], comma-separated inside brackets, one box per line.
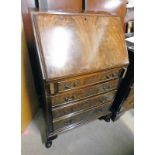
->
[31, 11, 129, 148]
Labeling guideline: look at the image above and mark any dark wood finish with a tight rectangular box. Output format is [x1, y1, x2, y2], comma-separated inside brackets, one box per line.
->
[99, 113, 112, 122]
[53, 102, 111, 132]
[52, 90, 117, 119]
[45, 134, 57, 148]
[32, 12, 128, 80]
[31, 12, 129, 147]
[112, 85, 134, 121]
[110, 44, 134, 120]
[50, 79, 119, 107]
[48, 68, 122, 94]
[86, 0, 127, 30]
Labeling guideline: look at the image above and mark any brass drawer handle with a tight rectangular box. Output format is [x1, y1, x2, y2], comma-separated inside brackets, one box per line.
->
[102, 86, 107, 90]
[64, 95, 75, 102]
[106, 75, 111, 79]
[112, 72, 118, 78]
[73, 81, 78, 87]
[103, 85, 110, 91]
[64, 82, 78, 90]
[64, 84, 70, 90]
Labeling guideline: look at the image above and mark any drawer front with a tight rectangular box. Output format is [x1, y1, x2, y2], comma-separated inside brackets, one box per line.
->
[53, 103, 111, 131]
[49, 68, 122, 94]
[51, 79, 119, 107]
[52, 90, 116, 119]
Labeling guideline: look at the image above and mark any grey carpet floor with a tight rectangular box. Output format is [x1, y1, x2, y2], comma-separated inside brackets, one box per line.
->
[22, 109, 134, 155]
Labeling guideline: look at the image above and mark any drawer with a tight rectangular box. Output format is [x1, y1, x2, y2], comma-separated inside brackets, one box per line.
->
[53, 102, 111, 131]
[49, 68, 122, 94]
[52, 90, 116, 119]
[50, 79, 119, 107]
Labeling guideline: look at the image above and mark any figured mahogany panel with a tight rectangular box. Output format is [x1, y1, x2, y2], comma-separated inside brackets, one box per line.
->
[32, 12, 128, 80]
[86, 0, 127, 29]
[52, 90, 116, 119]
[53, 102, 111, 131]
[49, 68, 122, 94]
[50, 79, 119, 107]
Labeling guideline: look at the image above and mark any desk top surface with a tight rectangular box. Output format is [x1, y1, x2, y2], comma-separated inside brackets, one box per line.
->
[32, 12, 128, 80]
